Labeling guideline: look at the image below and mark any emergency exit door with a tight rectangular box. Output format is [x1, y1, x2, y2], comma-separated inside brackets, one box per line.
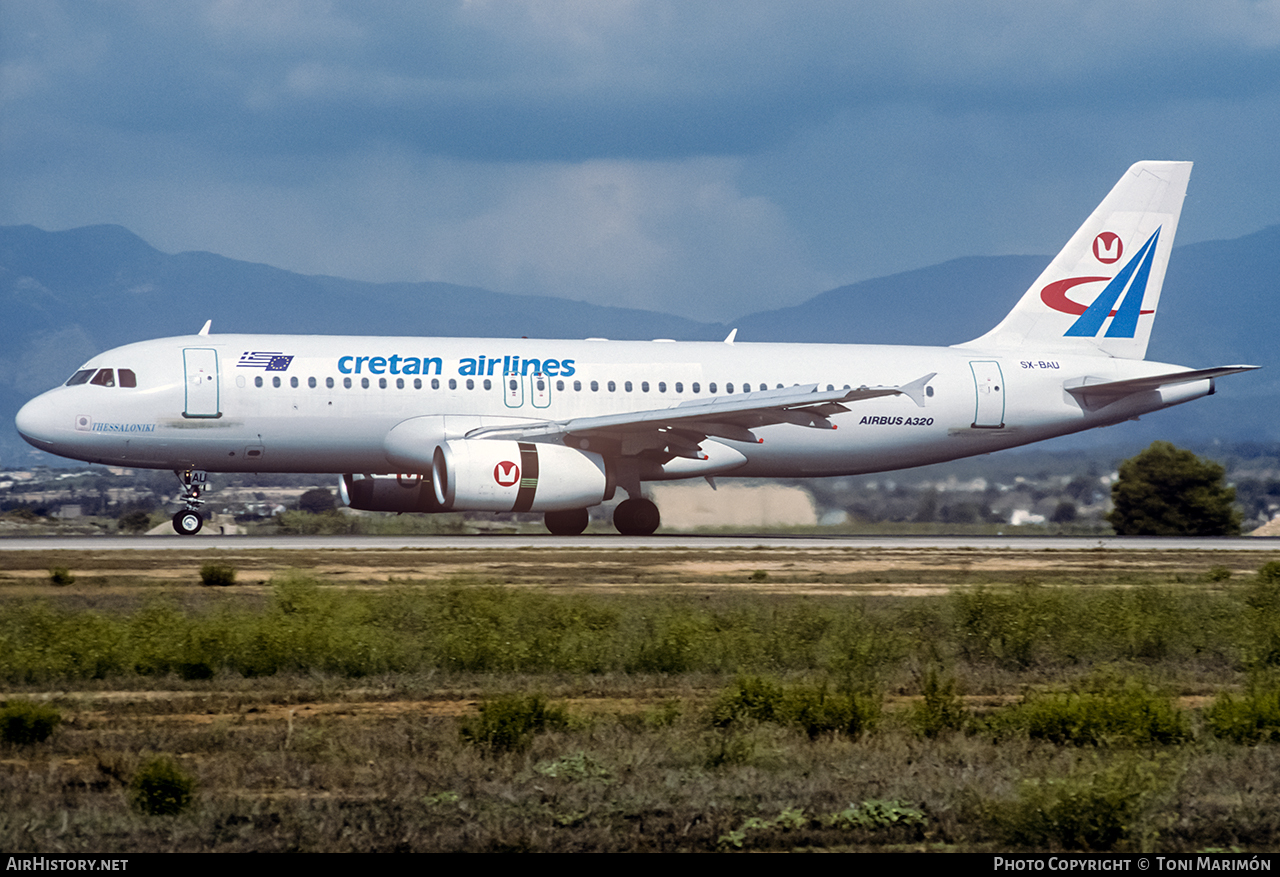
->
[969, 360, 1005, 428]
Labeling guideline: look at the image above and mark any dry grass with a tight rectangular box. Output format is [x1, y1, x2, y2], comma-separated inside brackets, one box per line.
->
[2, 544, 1280, 852]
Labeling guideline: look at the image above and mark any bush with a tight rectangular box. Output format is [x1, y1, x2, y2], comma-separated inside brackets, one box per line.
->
[459, 693, 570, 753]
[1203, 679, 1280, 744]
[130, 756, 196, 816]
[910, 667, 966, 738]
[995, 675, 1189, 746]
[995, 756, 1169, 851]
[709, 675, 879, 739]
[199, 563, 236, 587]
[1107, 441, 1241, 536]
[48, 566, 75, 586]
[1, 700, 62, 745]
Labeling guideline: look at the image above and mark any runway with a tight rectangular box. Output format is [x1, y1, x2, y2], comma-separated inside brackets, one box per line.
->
[2, 534, 1279, 552]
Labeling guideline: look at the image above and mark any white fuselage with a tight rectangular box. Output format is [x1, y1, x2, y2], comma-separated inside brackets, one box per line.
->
[15, 333, 1210, 478]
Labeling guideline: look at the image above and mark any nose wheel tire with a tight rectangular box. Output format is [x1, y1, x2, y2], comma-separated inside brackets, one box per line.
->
[172, 511, 204, 536]
[544, 508, 590, 536]
[613, 498, 660, 536]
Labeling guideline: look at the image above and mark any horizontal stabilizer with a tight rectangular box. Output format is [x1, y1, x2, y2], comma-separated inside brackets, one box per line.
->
[1064, 365, 1258, 403]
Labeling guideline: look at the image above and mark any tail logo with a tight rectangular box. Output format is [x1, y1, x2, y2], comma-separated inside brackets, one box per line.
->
[1093, 232, 1122, 264]
[1038, 227, 1161, 339]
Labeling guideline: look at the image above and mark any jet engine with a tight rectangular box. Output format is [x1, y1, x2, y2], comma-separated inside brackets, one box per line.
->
[432, 439, 611, 512]
[339, 473, 443, 513]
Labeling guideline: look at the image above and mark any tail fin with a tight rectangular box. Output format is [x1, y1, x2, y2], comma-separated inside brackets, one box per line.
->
[958, 161, 1192, 360]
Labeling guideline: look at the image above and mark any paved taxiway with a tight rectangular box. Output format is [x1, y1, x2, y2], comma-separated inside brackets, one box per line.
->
[1, 535, 1278, 551]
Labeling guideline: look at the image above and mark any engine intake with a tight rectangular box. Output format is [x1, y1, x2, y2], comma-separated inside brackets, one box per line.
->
[432, 440, 609, 512]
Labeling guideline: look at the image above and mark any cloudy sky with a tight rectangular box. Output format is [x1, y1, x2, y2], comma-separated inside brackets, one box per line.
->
[4, 1, 1280, 322]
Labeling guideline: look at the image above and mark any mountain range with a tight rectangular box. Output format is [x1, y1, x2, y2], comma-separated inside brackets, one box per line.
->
[2, 223, 1275, 467]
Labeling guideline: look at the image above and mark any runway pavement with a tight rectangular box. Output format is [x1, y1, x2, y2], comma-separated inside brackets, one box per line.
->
[2, 534, 1279, 551]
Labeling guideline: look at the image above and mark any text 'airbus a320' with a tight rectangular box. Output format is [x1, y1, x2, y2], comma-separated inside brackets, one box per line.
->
[15, 161, 1257, 535]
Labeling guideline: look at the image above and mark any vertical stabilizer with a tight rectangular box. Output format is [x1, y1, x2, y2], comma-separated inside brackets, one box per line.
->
[957, 161, 1191, 360]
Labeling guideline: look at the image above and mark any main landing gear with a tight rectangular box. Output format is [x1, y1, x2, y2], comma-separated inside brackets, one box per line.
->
[544, 508, 590, 536]
[613, 498, 661, 536]
[172, 469, 208, 536]
[541, 498, 662, 536]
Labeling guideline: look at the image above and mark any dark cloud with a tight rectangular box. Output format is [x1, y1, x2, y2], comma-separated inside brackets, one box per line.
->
[4, 1, 1280, 319]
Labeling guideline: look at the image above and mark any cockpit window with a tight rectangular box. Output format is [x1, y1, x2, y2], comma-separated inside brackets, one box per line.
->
[118, 369, 137, 388]
[90, 369, 116, 387]
[65, 369, 95, 386]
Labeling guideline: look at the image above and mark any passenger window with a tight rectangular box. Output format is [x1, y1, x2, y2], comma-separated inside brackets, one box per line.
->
[379, 378, 387, 389]
[118, 369, 137, 388]
[484, 379, 493, 390]
[272, 376, 281, 388]
[692, 382, 700, 393]
[361, 377, 369, 389]
[308, 377, 317, 389]
[607, 380, 616, 392]
[556, 380, 564, 391]
[709, 383, 717, 394]
[256, 376, 264, 388]
[675, 382, 682, 393]
[90, 369, 115, 387]
[65, 369, 95, 386]
[431, 379, 439, 389]
[726, 383, 734, 394]
[344, 377, 352, 389]
[658, 382, 667, 393]
[290, 376, 299, 388]
[448, 379, 457, 390]
[466, 379, 474, 390]
[590, 380, 599, 392]
[641, 381, 649, 392]
[625, 381, 632, 392]
[573, 380, 582, 391]
[325, 377, 334, 389]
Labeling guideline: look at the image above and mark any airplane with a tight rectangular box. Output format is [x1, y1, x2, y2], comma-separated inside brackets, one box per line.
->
[14, 161, 1258, 536]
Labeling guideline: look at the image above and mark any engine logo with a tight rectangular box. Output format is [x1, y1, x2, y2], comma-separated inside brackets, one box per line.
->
[493, 461, 520, 487]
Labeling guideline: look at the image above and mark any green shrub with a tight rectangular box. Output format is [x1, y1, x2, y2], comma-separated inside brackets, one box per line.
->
[48, 566, 75, 586]
[198, 563, 236, 587]
[1205, 565, 1233, 583]
[994, 757, 1169, 851]
[910, 667, 966, 738]
[709, 675, 785, 727]
[130, 756, 196, 816]
[459, 693, 569, 753]
[1203, 680, 1280, 744]
[996, 675, 1189, 746]
[1245, 563, 1280, 666]
[709, 675, 879, 739]
[1, 700, 62, 745]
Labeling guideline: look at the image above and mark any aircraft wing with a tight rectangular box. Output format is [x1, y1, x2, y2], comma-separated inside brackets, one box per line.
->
[465, 372, 937, 453]
[1064, 365, 1259, 403]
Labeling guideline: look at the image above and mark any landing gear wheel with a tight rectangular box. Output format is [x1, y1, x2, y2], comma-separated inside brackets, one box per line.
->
[172, 510, 203, 536]
[545, 508, 590, 536]
[613, 498, 660, 536]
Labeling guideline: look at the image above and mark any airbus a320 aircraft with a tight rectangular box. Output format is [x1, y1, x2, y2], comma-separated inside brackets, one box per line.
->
[15, 161, 1257, 536]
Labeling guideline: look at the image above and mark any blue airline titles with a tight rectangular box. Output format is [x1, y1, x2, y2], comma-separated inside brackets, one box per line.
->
[14, 161, 1258, 536]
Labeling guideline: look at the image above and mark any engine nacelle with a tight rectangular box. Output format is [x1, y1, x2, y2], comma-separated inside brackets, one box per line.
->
[340, 473, 443, 513]
[432, 440, 609, 512]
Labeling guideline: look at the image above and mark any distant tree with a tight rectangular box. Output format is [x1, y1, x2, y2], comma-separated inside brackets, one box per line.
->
[117, 509, 153, 533]
[1050, 501, 1078, 524]
[297, 488, 336, 515]
[1107, 442, 1242, 536]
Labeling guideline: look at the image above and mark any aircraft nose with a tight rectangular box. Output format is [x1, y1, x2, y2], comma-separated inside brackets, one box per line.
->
[15, 392, 63, 451]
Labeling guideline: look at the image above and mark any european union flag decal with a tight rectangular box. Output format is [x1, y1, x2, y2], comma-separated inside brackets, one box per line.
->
[238, 351, 294, 371]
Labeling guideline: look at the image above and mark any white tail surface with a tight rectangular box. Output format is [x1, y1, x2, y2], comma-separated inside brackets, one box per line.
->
[958, 161, 1192, 360]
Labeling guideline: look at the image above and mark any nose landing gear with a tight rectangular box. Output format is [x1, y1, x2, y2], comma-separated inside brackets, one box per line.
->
[172, 469, 208, 536]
